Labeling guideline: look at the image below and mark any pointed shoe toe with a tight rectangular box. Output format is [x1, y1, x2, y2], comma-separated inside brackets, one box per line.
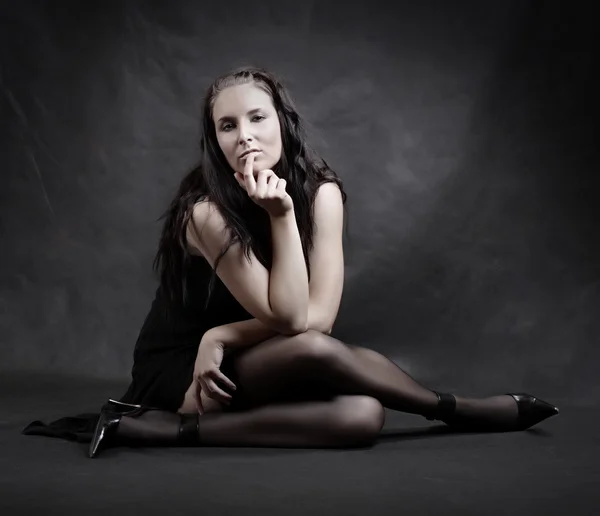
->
[506, 393, 559, 431]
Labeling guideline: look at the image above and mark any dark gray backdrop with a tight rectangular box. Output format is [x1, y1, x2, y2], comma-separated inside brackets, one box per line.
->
[1, 0, 598, 403]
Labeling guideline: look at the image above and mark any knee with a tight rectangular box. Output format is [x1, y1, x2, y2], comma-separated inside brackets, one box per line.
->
[335, 396, 386, 446]
[291, 330, 343, 366]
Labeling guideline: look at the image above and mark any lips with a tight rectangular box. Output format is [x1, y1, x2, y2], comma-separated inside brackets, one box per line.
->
[239, 149, 261, 159]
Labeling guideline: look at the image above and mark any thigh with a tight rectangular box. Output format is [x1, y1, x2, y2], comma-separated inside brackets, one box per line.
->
[177, 337, 307, 414]
[226, 332, 335, 408]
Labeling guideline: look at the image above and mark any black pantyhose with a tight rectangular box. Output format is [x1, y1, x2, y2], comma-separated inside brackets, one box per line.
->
[117, 395, 384, 448]
[231, 334, 518, 425]
[116, 333, 521, 448]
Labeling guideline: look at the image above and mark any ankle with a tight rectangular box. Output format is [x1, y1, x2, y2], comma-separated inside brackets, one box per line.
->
[425, 391, 456, 421]
[178, 413, 200, 446]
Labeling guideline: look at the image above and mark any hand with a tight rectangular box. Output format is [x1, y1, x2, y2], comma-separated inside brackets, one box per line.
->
[234, 152, 294, 217]
[192, 334, 237, 413]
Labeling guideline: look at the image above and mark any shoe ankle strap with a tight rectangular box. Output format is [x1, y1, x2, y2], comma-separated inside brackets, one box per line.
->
[178, 413, 200, 446]
[426, 391, 456, 421]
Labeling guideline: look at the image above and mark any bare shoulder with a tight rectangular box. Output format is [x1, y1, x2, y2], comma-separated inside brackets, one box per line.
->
[185, 200, 219, 257]
[313, 182, 344, 223]
[186, 200, 231, 263]
[184, 199, 287, 331]
[315, 181, 343, 204]
[317, 181, 341, 193]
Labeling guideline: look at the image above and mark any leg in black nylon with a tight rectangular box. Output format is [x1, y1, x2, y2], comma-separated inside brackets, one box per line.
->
[116, 395, 384, 448]
[230, 331, 518, 425]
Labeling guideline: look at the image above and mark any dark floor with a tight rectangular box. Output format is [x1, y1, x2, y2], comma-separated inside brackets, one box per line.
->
[0, 372, 597, 516]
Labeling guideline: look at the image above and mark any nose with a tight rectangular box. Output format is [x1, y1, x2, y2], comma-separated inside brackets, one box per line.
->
[237, 121, 253, 145]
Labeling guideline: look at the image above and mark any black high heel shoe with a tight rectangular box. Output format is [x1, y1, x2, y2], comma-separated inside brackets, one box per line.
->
[89, 399, 200, 458]
[425, 391, 559, 432]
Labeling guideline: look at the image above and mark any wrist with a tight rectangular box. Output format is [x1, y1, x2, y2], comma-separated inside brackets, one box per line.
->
[199, 329, 224, 349]
[269, 209, 295, 222]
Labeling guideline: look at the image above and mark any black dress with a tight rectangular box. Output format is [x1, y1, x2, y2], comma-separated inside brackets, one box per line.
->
[22, 255, 253, 443]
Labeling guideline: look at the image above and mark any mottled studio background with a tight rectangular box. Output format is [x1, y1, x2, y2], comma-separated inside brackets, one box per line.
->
[1, 0, 598, 403]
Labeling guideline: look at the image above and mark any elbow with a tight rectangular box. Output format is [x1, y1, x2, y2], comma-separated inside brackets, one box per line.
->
[282, 322, 331, 336]
[282, 317, 309, 336]
[317, 324, 332, 336]
[267, 315, 307, 336]
[288, 321, 309, 336]
[309, 315, 333, 335]
[274, 313, 335, 336]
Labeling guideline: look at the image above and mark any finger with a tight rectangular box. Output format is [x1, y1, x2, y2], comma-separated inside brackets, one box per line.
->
[193, 381, 204, 414]
[215, 369, 237, 392]
[203, 367, 237, 394]
[266, 174, 280, 197]
[255, 169, 273, 198]
[200, 373, 232, 402]
[204, 378, 233, 404]
[243, 151, 254, 176]
[275, 178, 287, 192]
[198, 376, 229, 407]
[269, 174, 283, 197]
[244, 153, 257, 195]
[234, 172, 246, 190]
[198, 377, 210, 401]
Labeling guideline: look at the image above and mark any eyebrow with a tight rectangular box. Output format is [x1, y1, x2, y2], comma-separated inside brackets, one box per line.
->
[217, 108, 264, 124]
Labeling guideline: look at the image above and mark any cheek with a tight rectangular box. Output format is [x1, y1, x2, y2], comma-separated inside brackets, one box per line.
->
[266, 124, 282, 148]
[217, 136, 235, 157]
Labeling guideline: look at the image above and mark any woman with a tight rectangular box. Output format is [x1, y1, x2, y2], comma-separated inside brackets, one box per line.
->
[23, 66, 558, 458]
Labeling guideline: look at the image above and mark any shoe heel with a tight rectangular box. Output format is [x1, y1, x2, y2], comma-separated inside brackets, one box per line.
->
[88, 400, 150, 458]
[89, 409, 113, 458]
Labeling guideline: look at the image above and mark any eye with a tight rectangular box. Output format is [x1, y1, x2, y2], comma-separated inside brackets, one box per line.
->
[221, 115, 265, 132]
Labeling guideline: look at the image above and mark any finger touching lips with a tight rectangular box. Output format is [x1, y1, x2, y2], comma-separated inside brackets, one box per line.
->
[244, 152, 255, 168]
[241, 150, 260, 160]
[243, 154, 257, 185]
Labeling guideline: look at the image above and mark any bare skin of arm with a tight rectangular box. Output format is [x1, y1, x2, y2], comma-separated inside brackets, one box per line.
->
[188, 201, 307, 335]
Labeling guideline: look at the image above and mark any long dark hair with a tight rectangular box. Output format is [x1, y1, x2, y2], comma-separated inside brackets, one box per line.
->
[152, 66, 349, 320]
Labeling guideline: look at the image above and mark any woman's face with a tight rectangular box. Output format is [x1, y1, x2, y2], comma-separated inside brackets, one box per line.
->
[212, 83, 282, 175]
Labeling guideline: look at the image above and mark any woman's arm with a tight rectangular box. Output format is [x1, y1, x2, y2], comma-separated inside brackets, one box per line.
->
[188, 202, 308, 335]
[204, 318, 281, 350]
[269, 210, 309, 332]
[205, 309, 330, 352]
